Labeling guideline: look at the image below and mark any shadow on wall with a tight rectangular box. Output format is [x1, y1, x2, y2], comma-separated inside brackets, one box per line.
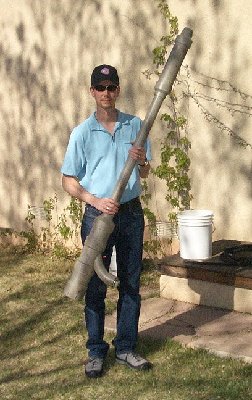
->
[0, 0, 161, 230]
[1, 1, 90, 229]
[1, 0, 251, 237]
[182, 0, 252, 238]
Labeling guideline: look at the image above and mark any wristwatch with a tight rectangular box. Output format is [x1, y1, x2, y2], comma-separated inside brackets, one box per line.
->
[139, 158, 149, 167]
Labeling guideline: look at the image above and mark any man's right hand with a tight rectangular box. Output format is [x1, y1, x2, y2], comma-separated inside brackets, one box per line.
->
[62, 175, 119, 215]
[93, 197, 119, 215]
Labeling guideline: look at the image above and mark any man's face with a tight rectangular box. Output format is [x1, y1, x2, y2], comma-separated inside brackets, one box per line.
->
[90, 80, 120, 110]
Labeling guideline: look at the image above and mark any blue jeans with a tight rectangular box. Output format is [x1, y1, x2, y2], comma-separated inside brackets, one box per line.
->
[81, 197, 144, 358]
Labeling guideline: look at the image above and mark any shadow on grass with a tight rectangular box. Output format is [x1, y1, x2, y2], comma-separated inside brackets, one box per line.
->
[0, 358, 84, 385]
[0, 249, 31, 277]
[0, 321, 82, 362]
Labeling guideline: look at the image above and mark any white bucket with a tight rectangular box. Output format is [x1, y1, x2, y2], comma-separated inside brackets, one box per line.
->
[178, 210, 214, 260]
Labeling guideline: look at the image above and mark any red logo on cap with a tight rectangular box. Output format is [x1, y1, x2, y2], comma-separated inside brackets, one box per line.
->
[101, 67, 110, 75]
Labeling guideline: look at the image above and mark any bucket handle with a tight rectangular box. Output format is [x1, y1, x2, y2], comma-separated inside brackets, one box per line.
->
[176, 221, 216, 236]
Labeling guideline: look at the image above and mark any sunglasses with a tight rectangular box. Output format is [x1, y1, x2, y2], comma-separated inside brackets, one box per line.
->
[93, 84, 118, 92]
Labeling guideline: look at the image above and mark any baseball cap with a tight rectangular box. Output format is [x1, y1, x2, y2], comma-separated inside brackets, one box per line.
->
[91, 64, 119, 86]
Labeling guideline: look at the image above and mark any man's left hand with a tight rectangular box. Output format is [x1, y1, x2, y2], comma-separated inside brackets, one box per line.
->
[129, 145, 146, 165]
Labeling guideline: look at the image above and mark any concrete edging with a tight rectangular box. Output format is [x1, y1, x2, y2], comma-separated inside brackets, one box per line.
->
[160, 275, 252, 314]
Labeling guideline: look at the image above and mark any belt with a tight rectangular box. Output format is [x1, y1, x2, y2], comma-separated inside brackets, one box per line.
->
[85, 197, 141, 213]
[119, 197, 140, 212]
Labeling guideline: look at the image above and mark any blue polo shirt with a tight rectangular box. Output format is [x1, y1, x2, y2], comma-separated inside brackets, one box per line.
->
[61, 110, 152, 203]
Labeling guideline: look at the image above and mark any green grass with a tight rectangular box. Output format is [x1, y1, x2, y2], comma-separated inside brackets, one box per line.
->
[0, 247, 251, 400]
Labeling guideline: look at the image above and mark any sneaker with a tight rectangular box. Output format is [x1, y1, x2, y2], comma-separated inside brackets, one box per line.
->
[84, 357, 104, 378]
[116, 352, 153, 371]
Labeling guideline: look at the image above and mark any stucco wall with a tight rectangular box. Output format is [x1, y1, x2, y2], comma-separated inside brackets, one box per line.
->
[0, 0, 251, 242]
[167, 0, 252, 241]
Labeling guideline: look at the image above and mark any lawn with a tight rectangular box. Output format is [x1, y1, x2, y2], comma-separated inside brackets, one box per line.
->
[0, 247, 251, 400]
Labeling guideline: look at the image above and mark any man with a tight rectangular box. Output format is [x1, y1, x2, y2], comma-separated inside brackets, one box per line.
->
[61, 64, 152, 378]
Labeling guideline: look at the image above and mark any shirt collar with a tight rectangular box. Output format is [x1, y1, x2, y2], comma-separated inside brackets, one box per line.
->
[89, 110, 131, 132]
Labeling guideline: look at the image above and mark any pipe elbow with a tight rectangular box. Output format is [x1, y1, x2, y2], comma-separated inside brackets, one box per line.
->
[94, 255, 119, 288]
